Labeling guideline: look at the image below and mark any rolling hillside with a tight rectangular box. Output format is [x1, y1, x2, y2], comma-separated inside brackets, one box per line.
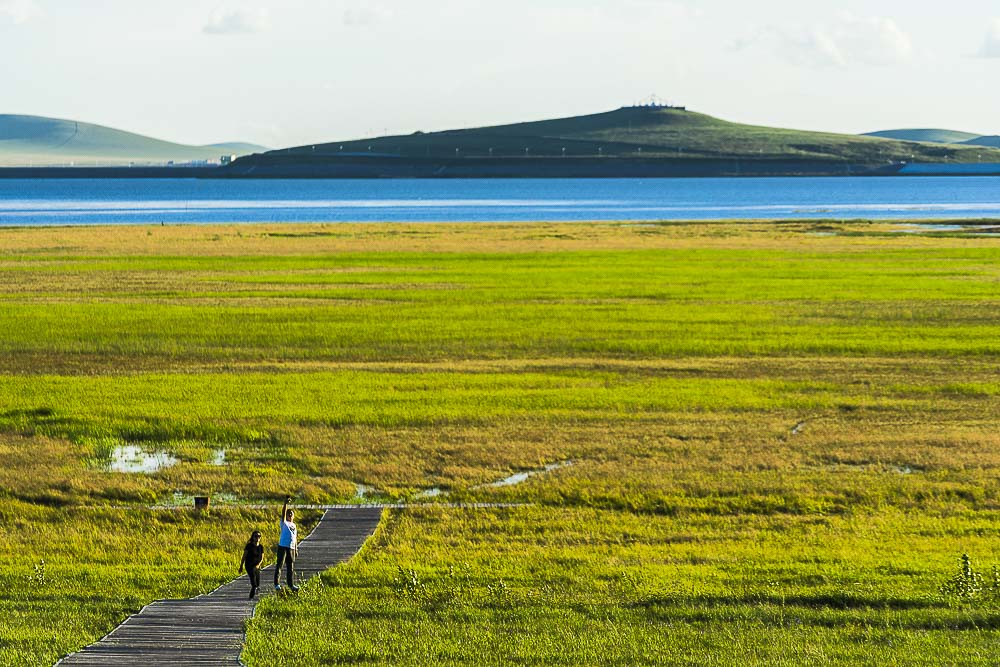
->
[0, 115, 267, 166]
[863, 128, 982, 144]
[270, 106, 1000, 164]
[864, 129, 1000, 151]
[962, 135, 1000, 148]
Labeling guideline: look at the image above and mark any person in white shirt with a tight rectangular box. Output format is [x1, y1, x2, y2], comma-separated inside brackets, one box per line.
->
[274, 495, 299, 592]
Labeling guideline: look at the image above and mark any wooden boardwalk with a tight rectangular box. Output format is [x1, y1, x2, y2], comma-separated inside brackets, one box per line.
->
[57, 507, 383, 666]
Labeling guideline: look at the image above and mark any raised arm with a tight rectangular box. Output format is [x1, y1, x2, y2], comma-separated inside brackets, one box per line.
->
[281, 495, 290, 522]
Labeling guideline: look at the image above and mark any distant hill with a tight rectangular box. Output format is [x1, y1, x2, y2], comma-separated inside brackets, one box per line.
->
[962, 135, 1000, 148]
[208, 142, 269, 155]
[863, 129, 982, 144]
[864, 128, 1000, 151]
[267, 107, 1000, 164]
[0, 115, 267, 166]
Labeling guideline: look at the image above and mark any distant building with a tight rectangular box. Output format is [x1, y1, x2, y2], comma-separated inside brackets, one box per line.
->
[627, 95, 685, 111]
[626, 103, 686, 111]
[220, 154, 237, 165]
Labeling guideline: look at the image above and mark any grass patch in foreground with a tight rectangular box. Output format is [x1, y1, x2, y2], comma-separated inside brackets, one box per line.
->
[244, 507, 1000, 666]
[0, 501, 319, 666]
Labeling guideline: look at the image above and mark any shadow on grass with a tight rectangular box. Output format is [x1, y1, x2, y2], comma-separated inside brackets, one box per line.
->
[0, 406, 80, 432]
[634, 591, 942, 611]
[630, 593, 1000, 631]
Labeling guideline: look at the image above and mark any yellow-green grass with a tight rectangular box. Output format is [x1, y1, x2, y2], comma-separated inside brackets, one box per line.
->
[2, 225, 1000, 369]
[244, 507, 1000, 666]
[2, 363, 1000, 511]
[0, 501, 320, 666]
[2, 221, 1000, 665]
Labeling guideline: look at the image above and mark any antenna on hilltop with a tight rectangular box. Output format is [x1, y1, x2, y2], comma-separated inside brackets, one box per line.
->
[628, 94, 685, 112]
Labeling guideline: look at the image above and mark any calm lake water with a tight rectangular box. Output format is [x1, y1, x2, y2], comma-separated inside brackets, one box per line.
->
[0, 177, 999, 225]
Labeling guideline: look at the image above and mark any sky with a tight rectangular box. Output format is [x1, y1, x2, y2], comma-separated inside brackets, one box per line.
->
[2, 0, 1000, 148]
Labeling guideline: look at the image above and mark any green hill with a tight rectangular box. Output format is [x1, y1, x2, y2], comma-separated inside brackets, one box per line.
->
[962, 135, 1000, 148]
[863, 128, 982, 144]
[276, 107, 1000, 163]
[0, 115, 267, 166]
[863, 129, 1000, 151]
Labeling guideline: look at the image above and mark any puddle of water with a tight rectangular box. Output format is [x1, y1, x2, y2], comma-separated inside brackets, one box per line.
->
[106, 445, 178, 473]
[211, 449, 226, 466]
[484, 461, 574, 488]
[408, 461, 576, 500]
[890, 224, 967, 234]
[822, 463, 917, 475]
[492, 472, 531, 487]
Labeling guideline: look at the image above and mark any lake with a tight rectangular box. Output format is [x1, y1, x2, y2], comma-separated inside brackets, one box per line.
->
[0, 177, 999, 225]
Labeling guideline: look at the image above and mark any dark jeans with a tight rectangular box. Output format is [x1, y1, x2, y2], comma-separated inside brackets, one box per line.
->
[247, 567, 260, 596]
[274, 546, 296, 587]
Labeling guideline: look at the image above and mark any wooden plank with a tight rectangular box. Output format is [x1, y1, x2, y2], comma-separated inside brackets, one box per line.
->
[56, 507, 382, 667]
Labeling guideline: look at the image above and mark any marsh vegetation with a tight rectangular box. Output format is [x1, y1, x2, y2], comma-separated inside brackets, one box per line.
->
[1, 221, 999, 665]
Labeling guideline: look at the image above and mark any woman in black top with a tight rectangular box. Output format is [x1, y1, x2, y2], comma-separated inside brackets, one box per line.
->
[239, 530, 265, 599]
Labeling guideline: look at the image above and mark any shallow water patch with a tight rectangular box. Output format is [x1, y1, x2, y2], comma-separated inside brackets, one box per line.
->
[890, 224, 969, 234]
[478, 461, 574, 489]
[818, 462, 920, 475]
[106, 445, 178, 473]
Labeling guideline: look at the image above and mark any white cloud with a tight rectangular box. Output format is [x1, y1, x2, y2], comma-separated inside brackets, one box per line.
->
[203, 8, 269, 35]
[836, 15, 913, 66]
[976, 19, 1000, 58]
[774, 26, 847, 68]
[343, 5, 394, 28]
[737, 14, 913, 68]
[591, 0, 694, 20]
[0, 0, 42, 24]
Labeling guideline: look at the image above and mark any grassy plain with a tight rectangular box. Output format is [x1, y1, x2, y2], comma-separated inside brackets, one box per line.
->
[1, 221, 1000, 665]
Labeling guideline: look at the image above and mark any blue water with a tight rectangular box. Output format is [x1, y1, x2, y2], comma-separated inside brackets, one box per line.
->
[0, 177, 999, 225]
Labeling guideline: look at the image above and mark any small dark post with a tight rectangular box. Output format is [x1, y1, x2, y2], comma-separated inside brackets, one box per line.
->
[194, 496, 210, 511]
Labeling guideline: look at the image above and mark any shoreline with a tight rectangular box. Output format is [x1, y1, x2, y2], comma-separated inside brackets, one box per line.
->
[3, 218, 1000, 230]
[2, 160, 1000, 180]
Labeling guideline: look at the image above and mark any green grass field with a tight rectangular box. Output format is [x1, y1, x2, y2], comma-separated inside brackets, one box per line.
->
[2, 221, 1000, 665]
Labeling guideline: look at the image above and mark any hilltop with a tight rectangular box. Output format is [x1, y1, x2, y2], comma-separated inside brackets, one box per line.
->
[0, 115, 267, 166]
[270, 106, 1000, 163]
